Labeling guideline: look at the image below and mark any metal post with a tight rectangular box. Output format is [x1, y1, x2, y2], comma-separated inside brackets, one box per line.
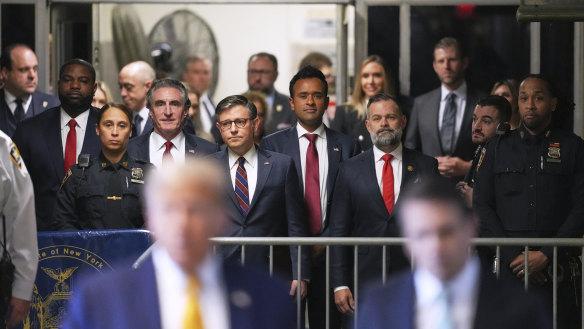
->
[336, 4, 348, 104]
[269, 245, 274, 277]
[496, 246, 501, 279]
[382, 245, 387, 285]
[530, 22, 541, 74]
[353, 245, 359, 329]
[35, 0, 50, 94]
[354, 0, 368, 76]
[241, 245, 245, 265]
[524, 246, 529, 291]
[297, 245, 302, 329]
[574, 22, 584, 137]
[553, 247, 558, 329]
[399, 3, 411, 96]
[326, 245, 330, 329]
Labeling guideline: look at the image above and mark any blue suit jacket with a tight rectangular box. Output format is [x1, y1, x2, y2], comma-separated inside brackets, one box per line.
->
[12, 106, 101, 231]
[264, 90, 296, 135]
[358, 267, 551, 329]
[210, 147, 310, 280]
[260, 125, 361, 236]
[61, 257, 296, 329]
[329, 147, 439, 289]
[0, 89, 60, 137]
[126, 130, 219, 162]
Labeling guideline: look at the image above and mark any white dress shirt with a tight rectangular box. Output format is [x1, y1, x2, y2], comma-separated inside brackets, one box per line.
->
[134, 107, 150, 135]
[438, 82, 467, 148]
[373, 143, 403, 203]
[152, 246, 230, 329]
[60, 108, 90, 160]
[199, 92, 215, 134]
[149, 131, 186, 168]
[4, 90, 32, 115]
[297, 123, 329, 224]
[228, 146, 258, 204]
[414, 256, 480, 329]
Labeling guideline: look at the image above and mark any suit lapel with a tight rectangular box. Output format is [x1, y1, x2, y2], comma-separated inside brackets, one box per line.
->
[400, 148, 416, 188]
[46, 109, 65, 179]
[138, 257, 163, 329]
[217, 150, 242, 214]
[287, 127, 302, 184]
[249, 149, 272, 211]
[429, 89, 443, 154]
[363, 149, 386, 208]
[81, 108, 100, 154]
[325, 127, 341, 196]
[184, 133, 198, 156]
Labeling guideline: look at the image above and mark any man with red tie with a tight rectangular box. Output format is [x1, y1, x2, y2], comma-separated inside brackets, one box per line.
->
[13, 59, 101, 231]
[329, 93, 439, 319]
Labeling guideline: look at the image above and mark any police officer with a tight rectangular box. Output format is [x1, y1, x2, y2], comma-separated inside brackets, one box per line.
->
[474, 75, 584, 329]
[0, 130, 37, 327]
[53, 103, 151, 230]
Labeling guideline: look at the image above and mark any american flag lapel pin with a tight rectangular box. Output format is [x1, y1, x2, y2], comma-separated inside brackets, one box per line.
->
[264, 162, 270, 165]
[188, 149, 195, 154]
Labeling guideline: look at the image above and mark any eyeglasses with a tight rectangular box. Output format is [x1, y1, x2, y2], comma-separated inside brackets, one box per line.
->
[218, 118, 251, 131]
[247, 69, 274, 76]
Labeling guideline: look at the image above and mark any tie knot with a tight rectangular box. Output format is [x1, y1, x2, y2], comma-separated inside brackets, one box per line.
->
[15, 98, 23, 105]
[447, 93, 456, 102]
[304, 133, 318, 143]
[68, 119, 77, 129]
[238, 156, 246, 167]
[382, 154, 393, 162]
[164, 140, 173, 150]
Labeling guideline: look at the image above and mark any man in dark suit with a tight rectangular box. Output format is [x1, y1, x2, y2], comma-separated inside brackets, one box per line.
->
[0, 44, 60, 137]
[210, 95, 310, 301]
[261, 65, 359, 329]
[126, 78, 218, 166]
[330, 93, 439, 317]
[247, 52, 295, 134]
[404, 37, 485, 180]
[358, 179, 551, 329]
[13, 59, 101, 231]
[61, 159, 296, 329]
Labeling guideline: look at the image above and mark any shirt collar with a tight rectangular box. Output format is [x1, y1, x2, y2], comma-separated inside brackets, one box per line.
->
[98, 151, 131, 170]
[151, 130, 185, 150]
[441, 81, 467, 101]
[228, 145, 258, 170]
[296, 123, 326, 140]
[373, 142, 403, 162]
[60, 108, 90, 130]
[136, 107, 150, 120]
[4, 89, 31, 105]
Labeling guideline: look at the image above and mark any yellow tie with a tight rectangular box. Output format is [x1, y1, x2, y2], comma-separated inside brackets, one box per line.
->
[183, 276, 204, 329]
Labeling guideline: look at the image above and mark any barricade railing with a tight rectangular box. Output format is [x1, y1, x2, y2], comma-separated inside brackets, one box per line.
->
[206, 237, 584, 329]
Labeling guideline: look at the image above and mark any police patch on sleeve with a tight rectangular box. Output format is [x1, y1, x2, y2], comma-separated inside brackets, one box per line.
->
[61, 169, 73, 188]
[476, 147, 487, 173]
[9, 142, 22, 169]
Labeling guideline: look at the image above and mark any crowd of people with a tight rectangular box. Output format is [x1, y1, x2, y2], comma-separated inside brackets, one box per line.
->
[0, 35, 582, 329]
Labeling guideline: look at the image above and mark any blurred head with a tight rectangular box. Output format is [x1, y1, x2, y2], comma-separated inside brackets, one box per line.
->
[365, 93, 406, 151]
[289, 65, 329, 132]
[518, 75, 557, 135]
[247, 52, 278, 94]
[147, 78, 190, 140]
[491, 79, 519, 111]
[242, 91, 267, 141]
[181, 82, 201, 119]
[216, 95, 258, 156]
[433, 37, 468, 90]
[1, 44, 38, 98]
[145, 158, 227, 275]
[95, 103, 132, 154]
[58, 59, 97, 117]
[118, 61, 155, 112]
[471, 95, 511, 144]
[182, 56, 212, 94]
[398, 179, 476, 282]
[92, 80, 113, 109]
[298, 52, 334, 87]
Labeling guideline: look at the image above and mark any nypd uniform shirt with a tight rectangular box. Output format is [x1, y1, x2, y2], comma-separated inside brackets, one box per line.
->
[0, 130, 38, 301]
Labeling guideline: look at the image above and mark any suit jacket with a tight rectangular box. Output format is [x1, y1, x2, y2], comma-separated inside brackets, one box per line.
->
[404, 85, 486, 161]
[210, 147, 310, 280]
[329, 147, 439, 289]
[358, 267, 551, 329]
[264, 90, 296, 135]
[12, 106, 101, 231]
[61, 257, 296, 329]
[126, 130, 219, 162]
[260, 125, 361, 236]
[0, 89, 60, 137]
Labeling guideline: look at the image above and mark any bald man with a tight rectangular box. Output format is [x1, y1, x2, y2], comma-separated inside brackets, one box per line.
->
[118, 61, 156, 136]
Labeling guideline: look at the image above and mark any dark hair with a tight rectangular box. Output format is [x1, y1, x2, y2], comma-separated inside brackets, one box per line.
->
[298, 52, 332, 71]
[248, 52, 278, 72]
[434, 37, 466, 59]
[215, 95, 257, 121]
[289, 65, 328, 98]
[1, 44, 33, 70]
[59, 59, 96, 84]
[366, 93, 403, 118]
[521, 74, 557, 98]
[146, 78, 191, 110]
[97, 103, 133, 124]
[476, 95, 512, 123]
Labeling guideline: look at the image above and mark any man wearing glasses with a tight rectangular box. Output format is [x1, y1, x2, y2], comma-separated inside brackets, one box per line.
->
[247, 52, 295, 134]
[211, 95, 310, 317]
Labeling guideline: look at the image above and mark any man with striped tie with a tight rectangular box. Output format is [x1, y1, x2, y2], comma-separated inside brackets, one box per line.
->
[210, 95, 310, 301]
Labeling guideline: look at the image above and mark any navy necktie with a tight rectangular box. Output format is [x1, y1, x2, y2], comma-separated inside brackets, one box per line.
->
[14, 98, 25, 123]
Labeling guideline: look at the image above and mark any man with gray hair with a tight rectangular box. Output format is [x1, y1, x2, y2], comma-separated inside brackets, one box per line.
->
[118, 61, 156, 136]
[330, 93, 438, 318]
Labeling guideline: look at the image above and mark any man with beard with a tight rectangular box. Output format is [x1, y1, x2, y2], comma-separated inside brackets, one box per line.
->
[329, 93, 438, 320]
[474, 75, 584, 329]
[13, 59, 101, 231]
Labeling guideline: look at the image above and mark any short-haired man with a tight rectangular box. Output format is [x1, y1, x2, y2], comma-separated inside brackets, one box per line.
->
[247, 52, 294, 134]
[126, 78, 218, 167]
[261, 65, 359, 329]
[456, 95, 511, 207]
[0, 44, 60, 136]
[330, 93, 438, 317]
[210, 95, 310, 301]
[13, 59, 101, 231]
[358, 179, 550, 329]
[182, 56, 215, 134]
[118, 61, 156, 136]
[405, 37, 486, 179]
[61, 159, 296, 329]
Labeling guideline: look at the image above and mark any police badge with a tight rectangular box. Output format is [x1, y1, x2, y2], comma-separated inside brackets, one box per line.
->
[547, 142, 561, 163]
[131, 167, 144, 184]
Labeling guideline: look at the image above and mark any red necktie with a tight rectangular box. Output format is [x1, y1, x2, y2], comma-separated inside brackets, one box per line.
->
[304, 134, 322, 235]
[64, 119, 77, 174]
[382, 154, 395, 215]
[163, 141, 174, 165]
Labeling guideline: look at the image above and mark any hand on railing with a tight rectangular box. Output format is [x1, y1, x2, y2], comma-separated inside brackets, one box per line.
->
[289, 279, 307, 300]
[334, 288, 355, 315]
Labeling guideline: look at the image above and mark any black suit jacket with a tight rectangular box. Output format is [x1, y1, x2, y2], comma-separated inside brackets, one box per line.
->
[210, 147, 310, 280]
[260, 125, 361, 236]
[264, 90, 296, 135]
[126, 130, 219, 162]
[0, 89, 60, 137]
[358, 265, 551, 329]
[12, 106, 101, 231]
[329, 147, 439, 289]
[404, 85, 486, 161]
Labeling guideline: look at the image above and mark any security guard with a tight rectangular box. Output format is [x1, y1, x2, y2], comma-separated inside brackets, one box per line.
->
[53, 103, 151, 230]
[474, 75, 583, 329]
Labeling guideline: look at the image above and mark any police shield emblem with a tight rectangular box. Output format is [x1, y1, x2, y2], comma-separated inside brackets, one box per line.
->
[131, 167, 144, 184]
[548, 143, 560, 159]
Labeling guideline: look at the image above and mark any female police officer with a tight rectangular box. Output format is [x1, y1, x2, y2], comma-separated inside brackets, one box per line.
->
[53, 103, 150, 230]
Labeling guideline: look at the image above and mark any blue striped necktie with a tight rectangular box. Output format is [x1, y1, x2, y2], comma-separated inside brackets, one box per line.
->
[235, 157, 250, 215]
